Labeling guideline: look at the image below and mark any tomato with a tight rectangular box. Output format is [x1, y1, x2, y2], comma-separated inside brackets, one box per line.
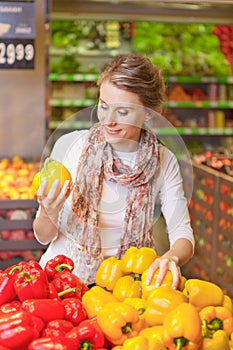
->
[32, 157, 72, 195]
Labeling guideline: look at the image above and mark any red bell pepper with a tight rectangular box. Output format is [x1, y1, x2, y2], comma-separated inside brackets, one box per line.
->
[0, 345, 10, 350]
[28, 336, 79, 350]
[48, 282, 59, 299]
[0, 311, 39, 349]
[62, 297, 87, 326]
[5, 260, 42, 273]
[44, 255, 74, 281]
[0, 301, 22, 314]
[31, 315, 45, 335]
[19, 259, 42, 271]
[22, 298, 66, 324]
[0, 265, 22, 306]
[66, 317, 105, 349]
[14, 268, 50, 302]
[81, 282, 89, 297]
[52, 271, 83, 299]
[42, 319, 74, 337]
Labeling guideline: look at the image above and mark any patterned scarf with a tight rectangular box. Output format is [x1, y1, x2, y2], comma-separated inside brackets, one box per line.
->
[66, 122, 159, 284]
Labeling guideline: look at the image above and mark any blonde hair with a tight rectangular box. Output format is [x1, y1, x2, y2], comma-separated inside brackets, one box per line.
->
[97, 54, 166, 113]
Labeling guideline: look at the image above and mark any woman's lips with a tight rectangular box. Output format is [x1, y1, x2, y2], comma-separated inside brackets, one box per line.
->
[105, 127, 121, 135]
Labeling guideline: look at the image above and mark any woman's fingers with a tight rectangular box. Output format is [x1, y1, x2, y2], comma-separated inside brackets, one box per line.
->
[146, 257, 181, 289]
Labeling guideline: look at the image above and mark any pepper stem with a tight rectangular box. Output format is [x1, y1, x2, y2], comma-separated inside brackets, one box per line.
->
[209, 317, 223, 331]
[57, 287, 76, 297]
[8, 265, 22, 275]
[202, 319, 211, 338]
[80, 340, 92, 350]
[55, 263, 73, 273]
[122, 322, 132, 334]
[174, 337, 189, 350]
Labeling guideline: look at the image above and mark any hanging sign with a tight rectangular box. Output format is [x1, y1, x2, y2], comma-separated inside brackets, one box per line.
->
[0, 1, 35, 69]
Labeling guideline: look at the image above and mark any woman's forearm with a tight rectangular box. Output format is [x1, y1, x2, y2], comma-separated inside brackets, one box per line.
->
[162, 238, 194, 266]
[33, 208, 58, 244]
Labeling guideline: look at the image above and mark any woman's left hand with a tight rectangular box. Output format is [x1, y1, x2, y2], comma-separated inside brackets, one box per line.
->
[146, 256, 181, 290]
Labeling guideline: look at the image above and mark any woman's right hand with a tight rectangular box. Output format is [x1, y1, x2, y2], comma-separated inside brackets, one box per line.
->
[37, 179, 71, 226]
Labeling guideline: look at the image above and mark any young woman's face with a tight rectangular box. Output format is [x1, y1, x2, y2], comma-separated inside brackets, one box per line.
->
[98, 81, 147, 151]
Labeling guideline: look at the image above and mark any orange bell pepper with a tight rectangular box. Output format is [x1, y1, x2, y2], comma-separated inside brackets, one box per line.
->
[141, 269, 186, 299]
[120, 247, 157, 278]
[96, 301, 144, 345]
[82, 285, 117, 319]
[144, 286, 188, 327]
[183, 279, 224, 310]
[200, 305, 233, 337]
[95, 256, 124, 291]
[163, 302, 203, 350]
[113, 275, 142, 301]
[201, 329, 230, 350]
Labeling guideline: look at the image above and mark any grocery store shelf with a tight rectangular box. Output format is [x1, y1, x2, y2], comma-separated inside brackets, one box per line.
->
[165, 101, 233, 108]
[49, 73, 99, 82]
[49, 120, 233, 136]
[51, 0, 233, 24]
[49, 98, 233, 109]
[50, 98, 97, 107]
[49, 73, 233, 84]
[49, 120, 94, 129]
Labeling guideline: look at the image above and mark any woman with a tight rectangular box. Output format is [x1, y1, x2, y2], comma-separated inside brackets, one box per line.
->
[33, 54, 194, 288]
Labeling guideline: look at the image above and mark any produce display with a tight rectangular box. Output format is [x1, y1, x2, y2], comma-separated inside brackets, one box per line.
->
[182, 158, 233, 299]
[0, 157, 40, 200]
[193, 151, 233, 177]
[213, 25, 233, 73]
[0, 248, 233, 349]
[133, 23, 232, 76]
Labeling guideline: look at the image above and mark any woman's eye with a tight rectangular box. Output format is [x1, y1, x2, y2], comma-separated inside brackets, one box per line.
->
[100, 103, 108, 110]
[118, 109, 128, 117]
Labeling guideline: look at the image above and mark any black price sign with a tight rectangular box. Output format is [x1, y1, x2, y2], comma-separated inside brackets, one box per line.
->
[0, 38, 35, 68]
[0, 1, 35, 69]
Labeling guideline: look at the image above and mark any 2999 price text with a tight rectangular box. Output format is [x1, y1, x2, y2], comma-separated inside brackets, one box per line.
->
[0, 39, 35, 69]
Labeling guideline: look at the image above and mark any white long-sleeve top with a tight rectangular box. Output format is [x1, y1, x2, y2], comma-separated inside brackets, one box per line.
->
[35, 129, 194, 269]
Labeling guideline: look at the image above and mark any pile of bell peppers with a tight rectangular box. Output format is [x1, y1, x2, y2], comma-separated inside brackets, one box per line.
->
[0, 248, 233, 349]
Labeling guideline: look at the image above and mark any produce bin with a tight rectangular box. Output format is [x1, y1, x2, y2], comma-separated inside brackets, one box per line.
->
[182, 161, 233, 297]
[0, 199, 48, 269]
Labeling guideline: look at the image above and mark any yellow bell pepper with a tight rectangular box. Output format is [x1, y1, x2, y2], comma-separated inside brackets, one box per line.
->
[124, 297, 148, 315]
[82, 285, 117, 319]
[163, 302, 203, 350]
[143, 286, 188, 327]
[113, 275, 142, 301]
[140, 326, 167, 350]
[123, 297, 148, 328]
[141, 269, 186, 299]
[200, 305, 233, 337]
[95, 256, 124, 291]
[120, 247, 157, 277]
[202, 328, 230, 350]
[119, 335, 149, 349]
[183, 279, 224, 310]
[223, 295, 233, 314]
[96, 301, 144, 345]
[229, 332, 233, 350]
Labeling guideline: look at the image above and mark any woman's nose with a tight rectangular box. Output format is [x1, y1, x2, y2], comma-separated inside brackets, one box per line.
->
[102, 110, 116, 125]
